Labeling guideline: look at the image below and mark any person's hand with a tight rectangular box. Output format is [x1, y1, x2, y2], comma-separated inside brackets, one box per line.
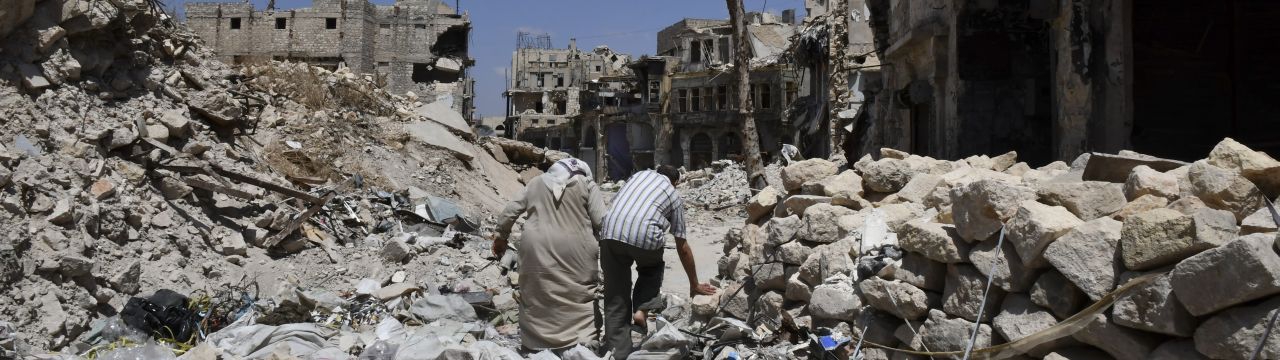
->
[691, 282, 718, 296]
[492, 236, 508, 259]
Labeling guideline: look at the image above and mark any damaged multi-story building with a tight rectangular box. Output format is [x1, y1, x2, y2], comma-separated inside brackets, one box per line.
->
[184, 0, 476, 119]
[789, 0, 880, 162]
[844, 0, 1280, 165]
[501, 33, 632, 175]
[586, 12, 808, 180]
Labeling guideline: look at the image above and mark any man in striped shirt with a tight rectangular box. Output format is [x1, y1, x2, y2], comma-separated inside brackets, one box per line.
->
[599, 165, 717, 359]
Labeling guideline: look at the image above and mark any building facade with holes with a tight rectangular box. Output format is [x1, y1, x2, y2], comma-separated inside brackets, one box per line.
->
[185, 0, 475, 119]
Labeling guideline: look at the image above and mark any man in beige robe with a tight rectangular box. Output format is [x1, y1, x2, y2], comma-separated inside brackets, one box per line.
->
[494, 158, 607, 352]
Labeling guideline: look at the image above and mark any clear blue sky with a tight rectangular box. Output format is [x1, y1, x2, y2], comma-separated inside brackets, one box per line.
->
[163, 0, 806, 119]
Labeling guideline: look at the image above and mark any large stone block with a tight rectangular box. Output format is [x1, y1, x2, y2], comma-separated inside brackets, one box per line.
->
[918, 309, 992, 352]
[1206, 137, 1280, 197]
[800, 204, 856, 243]
[942, 264, 1004, 322]
[810, 281, 860, 322]
[1043, 217, 1124, 301]
[968, 237, 1037, 292]
[1111, 271, 1196, 337]
[899, 219, 969, 263]
[1188, 161, 1265, 222]
[766, 215, 801, 248]
[780, 195, 832, 217]
[1036, 181, 1127, 220]
[993, 294, 1058, 343]
[1072, 313, 1160, 360]
[950, 180, 1038, 241]
[782, 159, 838, 193]
[890, 252, 946, 292]
[1150, 339, 1209, 360]
[1110, 194, 1169, 220]
[798, 245, 855, 285]
[1030, 270, 1085, 320]
[1123, 207, 1238, 270]
[818, 170, 864, 200]
[1194, 296, 1280, 359]
[858, 277, 934, 321]
[1124, 165, 1179, 200]
[1006, 200, 1082, 268]
[894, 173, 944, 204]
[863, 158, 914, 193]
[1170, 233, 1280, 316]
[746, 186, 780, 223]
[777, 240, 815, 266]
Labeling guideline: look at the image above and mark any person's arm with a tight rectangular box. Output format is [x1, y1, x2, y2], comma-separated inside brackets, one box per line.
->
[670, 196, 717, 296]
[493, 184, 531, 258]
[586, 180, 607, 233]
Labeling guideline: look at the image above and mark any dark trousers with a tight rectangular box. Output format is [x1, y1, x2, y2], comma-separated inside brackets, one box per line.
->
[600, 239, 665, 360]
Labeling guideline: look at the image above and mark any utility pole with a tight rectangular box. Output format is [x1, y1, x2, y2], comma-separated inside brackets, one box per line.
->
[726, 0, 767, 189]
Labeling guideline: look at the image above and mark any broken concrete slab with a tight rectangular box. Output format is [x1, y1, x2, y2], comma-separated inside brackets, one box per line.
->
[1081, 152, 1187, 183]
[415, 99, 472, 136]
[403, 121, 475, 161]
[1170, 233, 1280, 316]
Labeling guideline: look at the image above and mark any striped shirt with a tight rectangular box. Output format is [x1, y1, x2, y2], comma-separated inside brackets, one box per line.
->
[601, 170, 687, 250]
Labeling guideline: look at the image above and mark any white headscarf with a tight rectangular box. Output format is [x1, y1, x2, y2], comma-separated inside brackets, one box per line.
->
[544, 158, 593, 201]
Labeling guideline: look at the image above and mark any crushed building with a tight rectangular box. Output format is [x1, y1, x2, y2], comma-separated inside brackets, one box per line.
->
[844, 0, 1280, 165]
[501, 34, 632, 176]
[185, 0, 476, 119]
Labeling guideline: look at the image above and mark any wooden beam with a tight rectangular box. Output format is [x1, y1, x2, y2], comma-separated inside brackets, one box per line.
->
[261, 191, 336, 248]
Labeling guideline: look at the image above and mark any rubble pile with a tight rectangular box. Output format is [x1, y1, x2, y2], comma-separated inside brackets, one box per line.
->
[691, 139, 1280, 359]
[0, 0, 544, 357]
[679, 160, 753, 211]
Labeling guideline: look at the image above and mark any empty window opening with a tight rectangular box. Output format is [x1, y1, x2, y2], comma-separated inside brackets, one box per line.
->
[648, 81, 661, 103]
[414, 24, 427, 29]
[275, 18, 287, 29]
[431, 25, 469, 56]
[411, 63, 460, 83]
[718, 38, 730, 62]
[716, 85, 728, 109]
[677, 89, 689, 112]
[535, 102, 544, 113]
[230, 18, 242, 30]
[690, 88, 701, 111]
[548, 119, 557, 125]
[703, 39, 714, 62]
[702, 87, 714, 111]
[554, 100, 567, 115]
[689, 40, 702, 64]
[380, 24, 391, 29]
[556, 76, 564, 88]
[595, 65, 602, 72]
[326, 18, 337, 29]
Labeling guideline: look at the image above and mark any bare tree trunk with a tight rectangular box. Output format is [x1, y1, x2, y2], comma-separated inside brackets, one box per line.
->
[727, 0, 767, 190]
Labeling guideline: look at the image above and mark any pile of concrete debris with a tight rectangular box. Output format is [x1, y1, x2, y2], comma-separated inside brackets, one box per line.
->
[689, 139, 1280, 359]
[0, 0, 555, 357]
